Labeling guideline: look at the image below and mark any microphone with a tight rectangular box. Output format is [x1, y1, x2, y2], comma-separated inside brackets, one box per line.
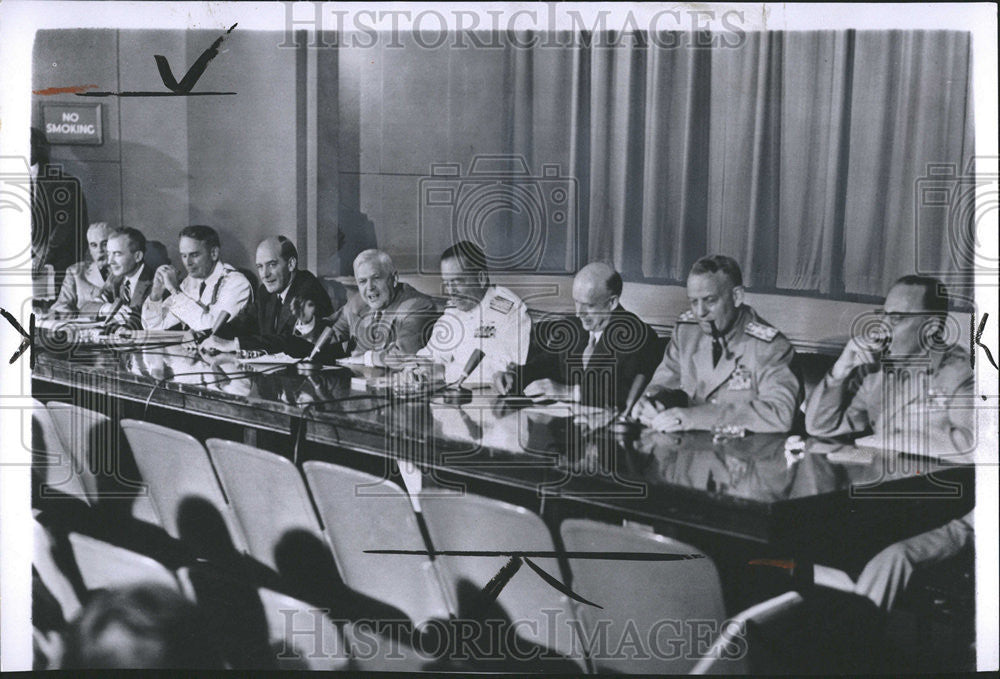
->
[307, 324, 336, 361]
[455, 348, 486, 387]
[195, 310, 231, 343]
[100, 297, 126, 332]
[621, 373, 647, 419]
[610, 373, 648, 435]
[210, 310, 231, 336]
[443, 349, 485, 405]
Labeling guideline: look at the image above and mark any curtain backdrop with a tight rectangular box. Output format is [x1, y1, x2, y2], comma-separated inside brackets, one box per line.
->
[329, 30, 974, 300]
[501, 29, 974, 297]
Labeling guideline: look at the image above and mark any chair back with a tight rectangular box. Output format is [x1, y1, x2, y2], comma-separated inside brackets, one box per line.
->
[206, 438, 325, 571]
[120, 419, 247, 554]
[33, 399, 89, 505]
[45, 401, 111, 502]
[302, 461, 451, 627]
[560, 518, 733, 674]
[68, 532, 179, 593]
[421, 493, 586, 670]
[34, 518, 82, 621]
[259, 587, 351, 670]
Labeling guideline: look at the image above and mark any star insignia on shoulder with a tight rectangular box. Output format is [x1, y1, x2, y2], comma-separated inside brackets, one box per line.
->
[745, 321, 779, 342]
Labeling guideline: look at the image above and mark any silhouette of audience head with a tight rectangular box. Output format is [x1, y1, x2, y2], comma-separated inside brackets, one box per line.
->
[60, 583, 223, 669]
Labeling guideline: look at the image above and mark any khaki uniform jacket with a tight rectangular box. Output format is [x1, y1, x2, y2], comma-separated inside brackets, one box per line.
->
[50, 260, 107, 314]
[804, 343, 974, 455]
[647, 304, 801, 433]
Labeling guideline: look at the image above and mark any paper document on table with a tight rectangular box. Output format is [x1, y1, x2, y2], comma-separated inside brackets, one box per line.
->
[240, 352, 298, 365]
[522, 402, 608, 418]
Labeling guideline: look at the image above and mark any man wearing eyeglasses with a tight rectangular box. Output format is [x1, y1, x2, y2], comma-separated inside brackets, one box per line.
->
[804, 275, 975, 455]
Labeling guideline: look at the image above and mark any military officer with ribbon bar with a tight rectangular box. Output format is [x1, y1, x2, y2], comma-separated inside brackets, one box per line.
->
[418, 240, 531, 386]
[633, 254, 801, 433]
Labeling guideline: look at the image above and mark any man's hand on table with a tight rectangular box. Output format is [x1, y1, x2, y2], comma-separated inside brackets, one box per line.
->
[199, 335, 239, 355]
[523, 378, 580, 403]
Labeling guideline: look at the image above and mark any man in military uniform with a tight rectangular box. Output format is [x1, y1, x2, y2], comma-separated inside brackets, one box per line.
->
[322, 248, 438, 364]
[141, 225, 253, 331]
[634, 254, 800, 433]
[418, 240, 531, 386]
[804, 274, 975, 456]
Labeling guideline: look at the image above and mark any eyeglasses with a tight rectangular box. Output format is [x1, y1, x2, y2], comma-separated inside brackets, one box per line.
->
[873, 309, 945, 325]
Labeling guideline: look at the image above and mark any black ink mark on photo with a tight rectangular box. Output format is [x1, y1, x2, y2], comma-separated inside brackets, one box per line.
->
[74, 23, 238, 98]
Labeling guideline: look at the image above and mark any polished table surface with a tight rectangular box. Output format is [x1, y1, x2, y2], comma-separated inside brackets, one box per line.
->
[32, 336, 975, 570]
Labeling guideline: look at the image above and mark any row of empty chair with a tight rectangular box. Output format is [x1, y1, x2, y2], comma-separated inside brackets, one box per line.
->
[32, 400, 802, 672]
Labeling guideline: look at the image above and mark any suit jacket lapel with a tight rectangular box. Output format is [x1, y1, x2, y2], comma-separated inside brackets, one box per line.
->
[129, 279, 152, 310]
[275, 297, 294, 333]
[85, 261, 105, 287]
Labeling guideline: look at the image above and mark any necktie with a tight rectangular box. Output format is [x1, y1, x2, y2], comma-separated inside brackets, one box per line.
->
[712, 334, 723, 367]
[99, 265, 109, 281]
[122, 279, 132, 303]
[371, 310, 385, 349]
[273, 296, 283, 332]
[582, 332, 598, 367]
[198, 281, 207, 300]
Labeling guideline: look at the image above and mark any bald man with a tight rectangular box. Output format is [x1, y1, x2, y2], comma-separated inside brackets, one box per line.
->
[48, 221, 113, 316]
[496, 262, 661, 411]
[200, 236, 332, 356]
[321, 249, 438, 364]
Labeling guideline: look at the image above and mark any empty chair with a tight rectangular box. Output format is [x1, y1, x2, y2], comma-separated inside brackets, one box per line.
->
[205, 438, 325, 572]
[44, 401, 109, 504]
[44, 402, 156, 524]
[560, 518, 800, 674]
[32, 399, 89, 505]
[120, 419, 248, 555]
[68, 532, 180, 594]
[420, 493, 587, 671]
[303, 461, 451, 628]
[560, 519, 724, 673]
[259, 587, 351, 671]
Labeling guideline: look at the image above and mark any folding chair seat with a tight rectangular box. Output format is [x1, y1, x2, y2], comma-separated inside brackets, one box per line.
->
[420, 493, 587, 671]
[67, 532, 179, 594]
[205, 438, 325, 572]
[302, 461, 451, 628]
[259, 587, 352, 670]
[560, 518, 802, 674]
[33, 518, 82, 622]
[120, 419, 247, 555]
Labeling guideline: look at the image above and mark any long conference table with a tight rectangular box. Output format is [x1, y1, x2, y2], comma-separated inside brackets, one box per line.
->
[32, 333, 974, 581]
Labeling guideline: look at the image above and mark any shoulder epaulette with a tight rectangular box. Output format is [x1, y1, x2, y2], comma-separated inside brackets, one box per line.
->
[745, 321, 779, 342]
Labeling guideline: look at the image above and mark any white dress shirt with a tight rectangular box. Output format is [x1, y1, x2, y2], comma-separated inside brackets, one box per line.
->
[141, 260, 251, 331]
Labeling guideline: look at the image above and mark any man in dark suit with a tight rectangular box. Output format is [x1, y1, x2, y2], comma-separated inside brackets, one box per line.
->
[494, 262, 661, 412]
[200, 236, 332, 356]
[99, 227, 155, 329]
